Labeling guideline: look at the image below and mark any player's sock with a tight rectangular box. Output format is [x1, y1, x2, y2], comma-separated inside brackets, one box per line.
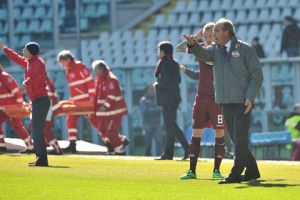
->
[189, 137, 201, 173]
[214, 136, 225, 171]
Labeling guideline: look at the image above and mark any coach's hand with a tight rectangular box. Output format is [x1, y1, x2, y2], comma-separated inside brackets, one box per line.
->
[244, 99, 252, 114]
[0, 39, 4, 49]
[194, 28, 204, 40]
[182, 34, 195, 46]
[179, 65, 186, 72]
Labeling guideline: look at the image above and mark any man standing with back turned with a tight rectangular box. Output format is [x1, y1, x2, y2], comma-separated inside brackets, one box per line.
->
[183, 18, 263, 184]
[154, 41, 189, 160]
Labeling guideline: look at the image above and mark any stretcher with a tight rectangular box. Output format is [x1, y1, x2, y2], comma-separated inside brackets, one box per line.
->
[0, 100, 94, 118]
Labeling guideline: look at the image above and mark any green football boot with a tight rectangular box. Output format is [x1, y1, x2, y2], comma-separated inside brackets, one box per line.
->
[213, 169, 224, 178]
[180, 170, 197, 180]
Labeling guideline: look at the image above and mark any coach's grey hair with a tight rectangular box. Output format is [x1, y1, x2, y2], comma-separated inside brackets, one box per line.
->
[217, 18, 235, 37]
[92, 60, 110, 71]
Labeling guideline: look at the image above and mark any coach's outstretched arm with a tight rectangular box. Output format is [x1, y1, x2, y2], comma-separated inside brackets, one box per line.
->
[0, 39, 28, 68]
[182, 34, 214, 62]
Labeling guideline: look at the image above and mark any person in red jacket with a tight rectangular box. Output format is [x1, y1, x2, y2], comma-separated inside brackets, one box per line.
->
[0, 64, 34, 152]
[57, 50, 97, 153]
[28, 74, 63, 155]
[0, 39, 50, 167]
[92, 60, 128, 155]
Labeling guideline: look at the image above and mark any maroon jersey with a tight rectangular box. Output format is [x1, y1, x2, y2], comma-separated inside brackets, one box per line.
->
[198, 59, 214, 96]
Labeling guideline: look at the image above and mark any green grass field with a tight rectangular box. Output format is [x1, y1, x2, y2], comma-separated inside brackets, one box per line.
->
[1, 154, 300, 200]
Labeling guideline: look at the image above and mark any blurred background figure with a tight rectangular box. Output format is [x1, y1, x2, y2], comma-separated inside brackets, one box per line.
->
[140, 84, 162, 156]
[285, 103, 300, 161]
[280, 16, 300, 57]
[252, 37, 265, 58]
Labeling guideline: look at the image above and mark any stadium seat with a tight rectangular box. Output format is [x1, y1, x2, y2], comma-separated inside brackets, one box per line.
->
[13, 8, 21, 18]
[269, 8, 281, 22]
[173, 1, 186, 12]
[0, 9, 7, 20]
[35, 6, 47, 19]
[27, 0, 39, 6]
[14, 0, 25, 7]
[169, 28, 180, 42]
[40, 20, 52, 33]
[40, 0, 52, 6]
[236, 25, 248, 41]
[258, 9, 270, 23]
[220, 0, 232, 10]
[177, 13, 188, 27]
[278, 0, 289, 7]
[224, 11, 235, 22]
[244, 0, 255, 8]
[59, 6, 66, 18]
[289, 0, 299, 6]
[28, 20, 41, 33]
[166, 13, 177, 27]
[186, 0, 198, 12]
[80, 18, 89, 31]
[151, 14, 165, 28]
[281, 8, 292, 19]
[84, 5, 97, 18]
[2, 22, 8, 34]
[209, 0, 221, 11]
[235, 10, 247, 24]
[197, 0, 210, 11]
[15, 21, 27, 34]
[133, 30, 144, 42]
[200, 12, 213, 25]
[232, 0, 244, 9]
[294, 8, 300, 19]
[266, 0, 278, 8]
[189, 13, 199, 26]
[22, 7, 34, 19]
[213, 11, 223, 22]
[247, 10, 258, 23]
[255, 0, 267, 8]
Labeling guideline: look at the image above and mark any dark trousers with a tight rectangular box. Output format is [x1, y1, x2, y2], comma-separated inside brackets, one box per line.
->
[32, 96, 50, 165]
[144, 126, 162, 156]
[221, 104, 259, 178]
[162, 105, 189, 158]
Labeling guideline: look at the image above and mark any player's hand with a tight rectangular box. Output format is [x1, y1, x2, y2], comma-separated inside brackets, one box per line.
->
[179, 65, 186, 72]
[194, 28, 204, 40]
[153, 82, 158, 87]
[0, 39, 4, 49]
[244, 99, 252, 114]
[182, 34, 195, 46]
[19, 84, 26, 92]
[99, 106, 106, 111]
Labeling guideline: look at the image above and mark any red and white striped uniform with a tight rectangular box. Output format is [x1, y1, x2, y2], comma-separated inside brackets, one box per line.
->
[65, 59, 96, 141]
[95, 70, 128, 152]
[0, 67, 33, 150]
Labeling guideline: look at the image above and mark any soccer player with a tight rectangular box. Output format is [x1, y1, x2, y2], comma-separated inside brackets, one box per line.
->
[92, 60, 129, 155]
[57, 50, 97, 153]
[177, 23, 226, 179]
[0, 64, 34, 153]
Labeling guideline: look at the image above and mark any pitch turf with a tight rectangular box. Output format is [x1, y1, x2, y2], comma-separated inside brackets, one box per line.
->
[0, 154, 300, 200]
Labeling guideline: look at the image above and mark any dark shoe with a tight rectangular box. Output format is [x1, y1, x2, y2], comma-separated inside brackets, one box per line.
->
[241, 173, 261, 182]
[218, 175, 241, 184]
[63, 141, 77, 153]
[106, 143, 114, 155]
[114, 152, 126, 155]
[48, 150, 63, 155]
[20, 148, 35, 154]
[155, 154, 173, 160]
[0, 147, 7, 152]
[123, 138, 130, 147]
[28, 162, 48, 167]
[182, 151, 190, 160]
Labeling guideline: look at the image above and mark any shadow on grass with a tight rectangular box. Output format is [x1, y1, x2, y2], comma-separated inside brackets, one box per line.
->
[48, 166, 70, 169]
[235, 180, 300, 189]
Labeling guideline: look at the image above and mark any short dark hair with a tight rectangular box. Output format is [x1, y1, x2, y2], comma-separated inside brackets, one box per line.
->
[284, 16, 297, 23]
[217, 18, 235, 37]
[92, 60, 110, 71]
[253, 37, 259, 41]
[158, 41, 173, 55]
[57, 50, 75, 61]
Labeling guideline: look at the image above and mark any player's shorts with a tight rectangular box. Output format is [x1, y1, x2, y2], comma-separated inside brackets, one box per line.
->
[192, 95, 227, 129]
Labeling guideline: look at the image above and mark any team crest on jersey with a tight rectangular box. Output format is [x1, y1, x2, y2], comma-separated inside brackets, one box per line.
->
[7, 77, 12, 83]
[69, 73, 75, 78]
[109, 82, 114, 89]
[232, 51, 240, 57]
[83, 69, 89, 75]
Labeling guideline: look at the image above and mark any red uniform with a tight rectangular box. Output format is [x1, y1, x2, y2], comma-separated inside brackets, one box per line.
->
[3, 47, 48, 101]
[95, 70, 128, 153]
[190, 43, 226, 130]
[0, 67, 34, 150]
[65, 59, 97, 141]
[44, 78, 62, 153]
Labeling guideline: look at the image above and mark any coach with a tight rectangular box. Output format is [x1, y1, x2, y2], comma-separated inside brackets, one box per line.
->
[183, 18, 263, 184]
[0, 40, 50, 167]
